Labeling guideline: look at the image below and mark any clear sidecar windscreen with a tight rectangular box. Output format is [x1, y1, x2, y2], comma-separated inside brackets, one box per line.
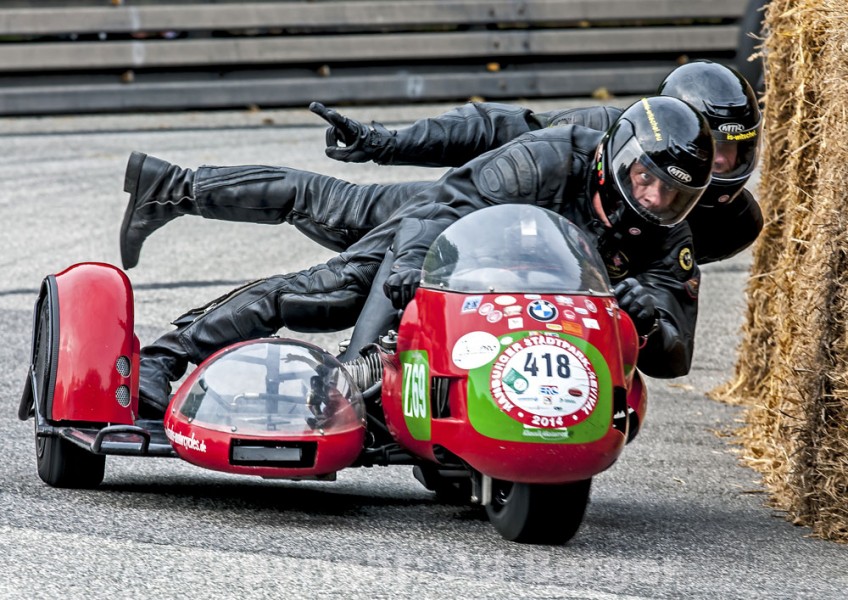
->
[170, 339, 365, 436]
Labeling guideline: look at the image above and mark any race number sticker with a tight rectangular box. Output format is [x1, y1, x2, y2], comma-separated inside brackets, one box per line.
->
[400, 350, 431, 441]
[489, 335, 599, 429]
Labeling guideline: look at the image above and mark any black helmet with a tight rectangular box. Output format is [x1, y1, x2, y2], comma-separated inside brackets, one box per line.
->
[595, 96, 714, 229]
[659, 60, 762, 207]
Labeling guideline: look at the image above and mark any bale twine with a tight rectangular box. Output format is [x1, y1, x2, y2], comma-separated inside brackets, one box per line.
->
[714, 0, 848, 541]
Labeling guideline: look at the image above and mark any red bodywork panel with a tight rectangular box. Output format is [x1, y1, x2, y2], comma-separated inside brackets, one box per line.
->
[382, 288, 639, 484]
[162, 412, 365, 479]
[49, 263, 139, 425]
[165, 340, 366, 478]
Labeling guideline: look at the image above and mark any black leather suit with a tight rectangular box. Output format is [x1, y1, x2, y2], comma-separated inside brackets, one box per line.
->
[384, 125, 700, 379]
[359, 102, 763, 265]
[139, 125, 699, 411]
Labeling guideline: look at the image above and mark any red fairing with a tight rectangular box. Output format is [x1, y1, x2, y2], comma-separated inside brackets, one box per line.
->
[445, 436, 622, 483]
[164, 339, 366, 478]
[50, 263, 138, 425]
[162, 414, 365, 479]
[383, 288, 635, 484]
[615, 311, 647, 430]
[617, 311, 640, 384]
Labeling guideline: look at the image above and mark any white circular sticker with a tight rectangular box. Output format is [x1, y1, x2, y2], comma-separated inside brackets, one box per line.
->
[452, 331, 501, 370]
[490, 335, 599, 428]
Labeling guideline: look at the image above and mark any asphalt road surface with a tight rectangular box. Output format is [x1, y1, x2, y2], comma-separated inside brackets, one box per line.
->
[0, 102, 845, 599]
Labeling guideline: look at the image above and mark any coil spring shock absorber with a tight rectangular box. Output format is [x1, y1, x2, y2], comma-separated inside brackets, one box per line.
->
[343, 352, 383, 392]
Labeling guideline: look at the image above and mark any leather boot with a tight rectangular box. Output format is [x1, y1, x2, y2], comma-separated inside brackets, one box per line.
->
[120, 152, 199, 270]
[120, 152, 303, 269]
[121, 150, 432, 269]
[137, 336, 189, 419]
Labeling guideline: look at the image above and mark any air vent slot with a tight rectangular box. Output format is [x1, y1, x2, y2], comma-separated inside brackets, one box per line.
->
[612, 386, 628, 435]
[431, 377, 451, 418]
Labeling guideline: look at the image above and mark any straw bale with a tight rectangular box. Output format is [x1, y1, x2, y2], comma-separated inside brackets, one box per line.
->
[713, 0, 848, 541]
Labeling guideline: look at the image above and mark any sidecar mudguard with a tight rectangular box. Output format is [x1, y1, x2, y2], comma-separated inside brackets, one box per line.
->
[20, 263, 140, 427]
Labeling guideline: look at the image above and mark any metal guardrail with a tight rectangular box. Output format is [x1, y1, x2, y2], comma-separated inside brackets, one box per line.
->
[0, 0, 749, 115]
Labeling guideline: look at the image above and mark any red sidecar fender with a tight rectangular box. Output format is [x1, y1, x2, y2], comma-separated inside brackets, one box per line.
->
[165, 339, 366, 478]
[382, 288, 638, 484]
[36, 263, 139, 425]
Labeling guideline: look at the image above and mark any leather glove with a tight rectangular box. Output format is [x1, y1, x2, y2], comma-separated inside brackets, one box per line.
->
[614, 277, 659, 337]
[309, 101, 395, 163]
[383, 268, 422, 310]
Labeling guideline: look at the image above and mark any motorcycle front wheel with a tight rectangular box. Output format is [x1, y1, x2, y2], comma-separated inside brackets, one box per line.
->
[486, 478, 592, 544]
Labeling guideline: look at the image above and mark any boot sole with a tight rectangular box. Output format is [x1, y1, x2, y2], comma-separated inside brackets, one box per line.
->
[119, 151, 148, 270]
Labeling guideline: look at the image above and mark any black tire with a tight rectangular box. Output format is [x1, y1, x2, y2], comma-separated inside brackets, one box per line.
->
[486, 478, 592, 544]
[736, 0, 770, 94]
[36, 431, 105, 489]
[31, 289, 105, 489]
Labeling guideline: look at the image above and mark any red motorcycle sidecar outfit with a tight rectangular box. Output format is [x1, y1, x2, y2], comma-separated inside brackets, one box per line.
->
[19, 204, 644, 545]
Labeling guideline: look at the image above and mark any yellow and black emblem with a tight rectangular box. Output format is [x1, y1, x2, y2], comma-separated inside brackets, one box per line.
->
[678, 247, 694, 271]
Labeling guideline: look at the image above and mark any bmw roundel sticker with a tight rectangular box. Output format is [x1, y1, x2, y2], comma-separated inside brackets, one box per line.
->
[527, 299, 558, 323]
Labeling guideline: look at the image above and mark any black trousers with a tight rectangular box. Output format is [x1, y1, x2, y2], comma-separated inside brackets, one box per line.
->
[137, 165, 446, 409]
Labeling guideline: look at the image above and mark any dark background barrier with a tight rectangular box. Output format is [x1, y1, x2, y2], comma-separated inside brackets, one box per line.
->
[0, 0, 756, 115]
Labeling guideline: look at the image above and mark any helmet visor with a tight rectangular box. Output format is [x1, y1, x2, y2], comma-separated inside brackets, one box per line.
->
[712, 125, 760, 183]
[610, 137, 708, 226]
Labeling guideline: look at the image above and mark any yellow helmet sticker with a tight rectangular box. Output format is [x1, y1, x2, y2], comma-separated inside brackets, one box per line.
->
[641, 98, 663, 142]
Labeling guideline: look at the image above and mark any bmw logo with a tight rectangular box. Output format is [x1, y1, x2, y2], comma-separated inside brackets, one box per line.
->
[527, 300, 558, 322]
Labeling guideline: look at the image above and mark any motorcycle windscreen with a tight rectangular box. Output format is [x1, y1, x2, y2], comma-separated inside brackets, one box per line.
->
[420, 204, 611, 294]
[169, 340, 364, 437]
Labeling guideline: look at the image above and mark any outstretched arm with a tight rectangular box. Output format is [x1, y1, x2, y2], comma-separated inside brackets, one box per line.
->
[311, 101, 545, 167]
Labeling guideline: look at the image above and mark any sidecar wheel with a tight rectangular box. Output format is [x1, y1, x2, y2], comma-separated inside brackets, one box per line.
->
[36, 431, 105, 489]
[486, 478, 592, 544]
[31, 293, 105, 488]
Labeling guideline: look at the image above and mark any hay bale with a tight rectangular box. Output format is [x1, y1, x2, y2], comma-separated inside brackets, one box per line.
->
[715, 0, 848, 542]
